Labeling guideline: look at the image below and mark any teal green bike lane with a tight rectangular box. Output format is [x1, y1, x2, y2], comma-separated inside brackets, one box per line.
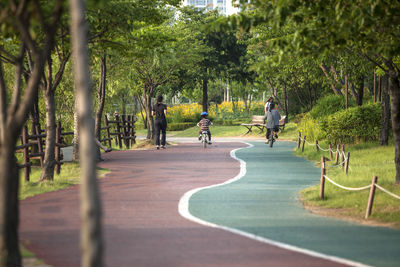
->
[186, 141, 400, 267]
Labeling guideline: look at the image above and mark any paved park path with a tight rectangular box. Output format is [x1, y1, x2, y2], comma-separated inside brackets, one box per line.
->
[185, 141, 400, 267]
[19, 140, 400, 266]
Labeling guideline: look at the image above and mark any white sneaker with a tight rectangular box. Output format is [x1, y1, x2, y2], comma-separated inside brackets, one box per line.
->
[208, 141, 212, 144]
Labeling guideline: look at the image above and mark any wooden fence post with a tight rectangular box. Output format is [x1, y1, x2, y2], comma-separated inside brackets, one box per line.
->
[128, 115, 136, 146]
[329, 144, 333, 160]
[320, 156, 326, 199]
[22, 125, 30, 181]
[121, 114, 129, 149]
[301, 136, 306, 152]
[297, 132, 301, 149]
[126, 115, 132, 147]
[115, 114, 122, 149]
[35, 123, 44, 167]
[340, 144, 345, 167]
[335, 144, 340, 164]
[365, 176, 378, 219]
[104, 115, 112, 148]
[316, 140, 319, 152]
[55, 121, 62, 174]
[344, 152, 350, 174]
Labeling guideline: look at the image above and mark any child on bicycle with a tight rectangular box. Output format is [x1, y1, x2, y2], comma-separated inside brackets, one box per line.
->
[265, 103, 281, 144]
[197, 111, 213, 144]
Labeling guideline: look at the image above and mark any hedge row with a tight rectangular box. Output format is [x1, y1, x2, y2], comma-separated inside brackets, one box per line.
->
[167, 122, 195, 131]
[298, 101, 382, 144]
[320, 102, 381, 143]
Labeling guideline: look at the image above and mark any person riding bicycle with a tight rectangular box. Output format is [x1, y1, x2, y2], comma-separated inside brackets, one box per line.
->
[197, 111, 213, 144]
[265, 103, 281, 144]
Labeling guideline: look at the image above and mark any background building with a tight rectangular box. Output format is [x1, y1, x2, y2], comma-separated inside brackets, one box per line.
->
[182, 0, 239, 15]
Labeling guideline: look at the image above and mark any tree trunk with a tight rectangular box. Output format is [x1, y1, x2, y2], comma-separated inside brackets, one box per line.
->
[136, 94, 147, 129]
[380, 75, 390, 146]
[121, 93, 127, 115]
[0, 133, 21, 266]
[28, 94, 41, 155]
[69, 0, 103, 266]
[248, 94, 252, 112]
[0, 1, 63, 264]
[202, 78, 208, 112]
[40, 89, 57, 181]
[145, 92, 154, 140]
[283, 85, 289, 122]
[242, 93, 248, 112]
[95, 54, 106, 161]
[387, 70, 400, 184]
[319, 64, 343, 96]
[356, 76, 364, 106]
[73, 96, 79, 161]
[373, 69, 377, 102]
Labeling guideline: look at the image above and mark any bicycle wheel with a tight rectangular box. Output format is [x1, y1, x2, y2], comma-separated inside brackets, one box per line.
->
[269, 132, 274, 147]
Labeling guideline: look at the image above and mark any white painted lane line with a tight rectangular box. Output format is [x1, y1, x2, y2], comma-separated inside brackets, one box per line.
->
[178, 142, 370, 267]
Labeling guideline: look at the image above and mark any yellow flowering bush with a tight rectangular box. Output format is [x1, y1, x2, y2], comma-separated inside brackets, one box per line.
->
[135, 101, 266, 129]
[167, 103, 203, 123]
[166, 101, 264, 123]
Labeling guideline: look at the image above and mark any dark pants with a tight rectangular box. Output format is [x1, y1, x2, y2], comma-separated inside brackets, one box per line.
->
[199, 130, 211, 141]
[266, 126, 279, 139]
[155, 118, 167, 146]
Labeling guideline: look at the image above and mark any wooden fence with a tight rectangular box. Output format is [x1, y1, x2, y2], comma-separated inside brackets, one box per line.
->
[103, 114, 136, 149]
[15, 114, 136, 182]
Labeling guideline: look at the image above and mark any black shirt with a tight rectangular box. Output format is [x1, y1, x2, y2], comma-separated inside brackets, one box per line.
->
[152, 103, 167, 120]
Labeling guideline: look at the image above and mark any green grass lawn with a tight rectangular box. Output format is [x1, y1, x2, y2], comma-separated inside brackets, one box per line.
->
[20, 162, 109, 200]
[170, 125, 253, 137]
[136, 122, 298, 140]
[297, 140, 400, 228]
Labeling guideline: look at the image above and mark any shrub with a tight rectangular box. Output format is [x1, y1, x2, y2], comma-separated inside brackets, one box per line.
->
[309, 94, 354, 119]
[297, 114, 323, 141]
[167, 103, 203, 123]
[321, 102, 381, 143]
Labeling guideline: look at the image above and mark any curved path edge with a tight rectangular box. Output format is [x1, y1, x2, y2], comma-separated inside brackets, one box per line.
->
[178, 141, 370, 267]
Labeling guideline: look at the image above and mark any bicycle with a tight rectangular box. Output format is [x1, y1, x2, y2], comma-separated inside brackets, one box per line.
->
[268, 127, 279, 147]
[200, 130, 209, 148]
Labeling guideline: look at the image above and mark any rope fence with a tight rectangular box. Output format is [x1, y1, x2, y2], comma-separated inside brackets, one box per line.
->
[319, 156, 400, 219]
[324, 175, 372, 191]
[375, 184, 400, 200]
[297, 132, 350, 173]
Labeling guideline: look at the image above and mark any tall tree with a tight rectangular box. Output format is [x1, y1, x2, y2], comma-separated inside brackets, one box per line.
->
[69, 0, 103, 266]
[0, 1, 64, 264]
[236, 0, 400, 183]
[40, 19, 71, 181]
[130, 24, 181, 139]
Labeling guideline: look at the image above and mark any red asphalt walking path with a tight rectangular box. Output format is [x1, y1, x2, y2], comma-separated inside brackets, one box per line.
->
[20, 142, 345, 266]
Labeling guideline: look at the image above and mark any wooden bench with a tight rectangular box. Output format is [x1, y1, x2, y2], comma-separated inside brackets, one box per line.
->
[241, 115, 266, 134]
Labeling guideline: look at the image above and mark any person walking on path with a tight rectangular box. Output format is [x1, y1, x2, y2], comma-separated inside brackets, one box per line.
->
[152, 95, 167, 149]
[265, 103, 281, 144]
[264, 96, 274, 113]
